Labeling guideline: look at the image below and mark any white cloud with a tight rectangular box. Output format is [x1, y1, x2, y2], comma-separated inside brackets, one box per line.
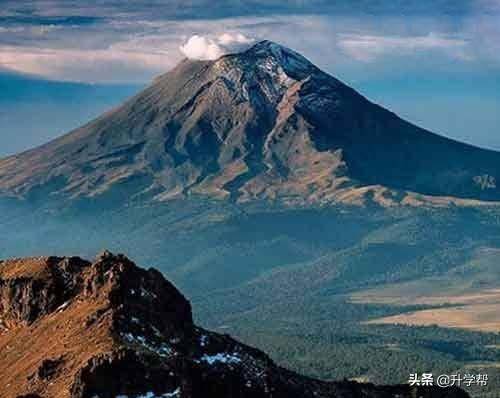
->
[0, 26, 25, 33]
[0, 31, 255, 82]
[0, 44, 175, 83]
[338, 32, 471, 62]
[218, 32, 254, 46]
[179, 35, 225, 60]
[179, 33, 255, 60]
[0, 20, 260, 82]
[1, 12, 498, 83]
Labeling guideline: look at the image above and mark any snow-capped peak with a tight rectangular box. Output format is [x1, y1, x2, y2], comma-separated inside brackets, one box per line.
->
[245, 40, 314, 76]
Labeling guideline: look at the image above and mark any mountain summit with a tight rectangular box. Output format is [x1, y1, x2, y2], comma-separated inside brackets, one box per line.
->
[1, 40, 499, 207]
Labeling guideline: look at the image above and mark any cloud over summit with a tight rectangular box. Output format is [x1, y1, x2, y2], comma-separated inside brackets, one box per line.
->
[180, 33, 254, 60]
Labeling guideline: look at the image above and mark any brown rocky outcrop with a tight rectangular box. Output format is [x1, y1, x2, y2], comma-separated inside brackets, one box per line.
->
[0, 253, 470, 398]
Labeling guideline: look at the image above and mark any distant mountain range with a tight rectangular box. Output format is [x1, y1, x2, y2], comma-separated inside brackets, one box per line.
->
[1, 40, 499, 207]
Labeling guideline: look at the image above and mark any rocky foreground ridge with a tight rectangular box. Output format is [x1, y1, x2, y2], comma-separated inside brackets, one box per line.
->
[0, 252, 469, 398]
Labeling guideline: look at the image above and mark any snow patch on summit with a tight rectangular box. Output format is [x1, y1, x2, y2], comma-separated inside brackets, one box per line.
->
[251, 41, 312, 75]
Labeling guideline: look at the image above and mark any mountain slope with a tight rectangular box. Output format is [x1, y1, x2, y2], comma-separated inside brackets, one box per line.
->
[0, 252, 470, 398]
[0, 41, 499, 207]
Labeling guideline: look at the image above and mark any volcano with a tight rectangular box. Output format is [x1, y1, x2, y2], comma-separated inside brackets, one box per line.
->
[0, 40, 499, 207]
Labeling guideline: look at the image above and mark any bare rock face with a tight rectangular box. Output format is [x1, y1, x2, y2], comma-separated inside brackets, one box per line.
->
[0, 253, 469, 398]
[0, 41, 499, 208]
[0, 256, 90, 327]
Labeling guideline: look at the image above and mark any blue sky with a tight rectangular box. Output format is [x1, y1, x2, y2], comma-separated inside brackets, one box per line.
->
[0, 71, 140, 157]
[1, 0, 499, 156]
